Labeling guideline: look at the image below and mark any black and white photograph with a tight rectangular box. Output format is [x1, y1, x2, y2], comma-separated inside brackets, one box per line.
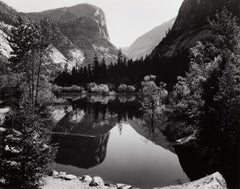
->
[0, 0, 239, 189]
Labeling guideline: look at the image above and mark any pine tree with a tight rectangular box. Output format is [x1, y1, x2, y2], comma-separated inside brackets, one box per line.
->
[0, 16, 56, 189]
[117, 48, 123, 65]
[0, 104, 55, 189]
[93, 55, 99, 81]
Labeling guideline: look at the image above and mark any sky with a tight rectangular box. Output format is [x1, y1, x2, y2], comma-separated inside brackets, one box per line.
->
[3, 0, 184, 47]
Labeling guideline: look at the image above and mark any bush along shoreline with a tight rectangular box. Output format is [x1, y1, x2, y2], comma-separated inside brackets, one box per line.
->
[52, 83, 137, 95]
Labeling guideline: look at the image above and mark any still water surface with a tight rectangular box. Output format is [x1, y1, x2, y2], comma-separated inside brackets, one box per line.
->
[51, 95, 189, 188]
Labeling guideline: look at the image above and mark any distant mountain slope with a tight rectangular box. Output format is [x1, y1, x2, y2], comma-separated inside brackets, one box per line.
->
[123, 18, 175, 60]
[0, 1, 18, 25]
[0, 1, 118, 70]
[25, 3, 118, 66]
[150, 0, 240, 58]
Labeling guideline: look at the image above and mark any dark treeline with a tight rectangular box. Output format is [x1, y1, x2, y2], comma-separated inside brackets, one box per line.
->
[54, 49, 189, 89]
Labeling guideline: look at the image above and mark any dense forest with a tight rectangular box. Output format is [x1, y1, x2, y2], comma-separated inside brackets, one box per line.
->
[54, 49, 189, 90]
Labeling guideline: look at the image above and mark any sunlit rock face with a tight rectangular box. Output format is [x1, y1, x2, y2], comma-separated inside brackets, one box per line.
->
[150, 0, 240, 58]
[25, 4, 118, 66]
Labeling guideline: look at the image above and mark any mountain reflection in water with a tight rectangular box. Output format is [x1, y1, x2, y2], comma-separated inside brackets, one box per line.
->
[51, 95, 189, 188]
[51, 94, 239, 189]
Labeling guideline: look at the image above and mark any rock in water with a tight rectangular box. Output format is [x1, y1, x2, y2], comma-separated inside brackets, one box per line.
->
[155, 172, 227, 189]
[89, 176, 104, 186]
[52, 170, 59, 177]
[81, 175, 92, 183]
[116, 183, 132, 189]
[58, 172, 67, 179]
[64, 174, 77, 180]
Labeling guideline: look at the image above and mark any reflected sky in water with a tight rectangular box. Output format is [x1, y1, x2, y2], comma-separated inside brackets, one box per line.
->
[51, 94, 239, 189]
[54, 123, 189, 188]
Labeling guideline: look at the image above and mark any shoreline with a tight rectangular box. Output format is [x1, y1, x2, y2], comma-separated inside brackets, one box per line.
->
[42, 171, 227, 189]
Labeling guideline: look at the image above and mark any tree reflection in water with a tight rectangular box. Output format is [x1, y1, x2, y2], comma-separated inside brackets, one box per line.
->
[52, 94, 239, 189]
[52, 95, 142, 169]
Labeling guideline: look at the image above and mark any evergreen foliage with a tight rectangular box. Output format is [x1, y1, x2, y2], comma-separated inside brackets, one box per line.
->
[0, 16, 56, 188]
[54, 49, 188, 89]
[0, 104, 55, 189]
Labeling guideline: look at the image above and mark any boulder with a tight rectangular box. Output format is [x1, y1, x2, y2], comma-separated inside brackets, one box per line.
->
[81, 175, 92, 183]
[116, 183, 132, 189]
[64, 174, 77, 180]
[58, 172, 67, 179]
[52, 170, 59, 177]
[89, 176, 104, 186]
[105, 183, 117, 188]
[155, 172, 227, 189]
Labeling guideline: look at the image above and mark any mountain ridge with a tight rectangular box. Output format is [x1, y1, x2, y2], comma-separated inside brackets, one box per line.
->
[150, 0, 240, 58]
[0, 1, 118, 69]
[123, 18, 175, 60]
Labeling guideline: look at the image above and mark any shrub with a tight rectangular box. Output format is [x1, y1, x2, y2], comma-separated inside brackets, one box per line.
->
[52, 84, 84, 93]
[87, 83, 109, 93]
[118, 84, 136, 93]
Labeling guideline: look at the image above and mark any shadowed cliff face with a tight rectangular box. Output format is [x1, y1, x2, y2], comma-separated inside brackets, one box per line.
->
[0, 2, 118, 67]
[25, 4, 109, 40]
[24, 4, 118, 66]
[150, 0, 240, 58]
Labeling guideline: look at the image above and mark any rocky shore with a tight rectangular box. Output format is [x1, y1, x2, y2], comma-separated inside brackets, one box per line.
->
[42, 171, 227, 189]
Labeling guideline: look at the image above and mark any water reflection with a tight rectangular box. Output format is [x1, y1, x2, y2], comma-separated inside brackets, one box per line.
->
[52, 134, 110, 169]
[51, 94, 239, 189]
[51, 95, 189, 188]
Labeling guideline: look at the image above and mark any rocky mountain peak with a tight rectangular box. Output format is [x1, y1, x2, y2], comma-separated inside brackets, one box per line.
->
[150, 0, 240, 58]
[0, 2, 117, 68]
[172, 0, 240, 34]
[26, 3, 109, 40]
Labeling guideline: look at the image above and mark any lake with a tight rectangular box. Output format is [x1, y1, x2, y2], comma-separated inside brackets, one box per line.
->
[51, 94, 189, 188]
